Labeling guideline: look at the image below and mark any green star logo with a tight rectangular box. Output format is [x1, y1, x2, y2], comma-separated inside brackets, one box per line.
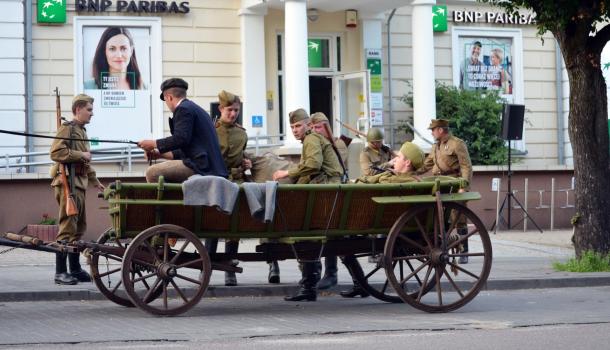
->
[38, 0, 66, 24]
[433, 6, 448, 32]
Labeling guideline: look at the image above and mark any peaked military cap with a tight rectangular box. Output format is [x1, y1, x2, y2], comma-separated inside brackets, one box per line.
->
[399, 142, 425, 170]
[428, 119, 449, 129]
[289, 108, 309, 124]
[160, 78, 188, 101]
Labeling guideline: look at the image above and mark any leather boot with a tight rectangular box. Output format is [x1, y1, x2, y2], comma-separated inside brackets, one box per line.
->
[68, 252, 91, 282]
[224, 240, 239, 286]
[317, 255, 338, 290]
[268, 261, 280, 284]
[55, 253, 78, 285]
[205, 238, 218, 254]
[284, 261, 319, 301]
[458, 228, 469, 264]
[339, 255, 369, 298]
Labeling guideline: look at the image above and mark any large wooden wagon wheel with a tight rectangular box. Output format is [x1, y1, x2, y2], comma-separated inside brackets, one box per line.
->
[121, 224, 211, 316]
[90, 229, 162, 307]
[384, 202, 492, 313]
[343, 252, 436, 304]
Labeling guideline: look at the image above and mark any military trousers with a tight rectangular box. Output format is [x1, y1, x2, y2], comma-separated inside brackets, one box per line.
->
[145, 160, 195, 183]
[54, 186, 86, 243]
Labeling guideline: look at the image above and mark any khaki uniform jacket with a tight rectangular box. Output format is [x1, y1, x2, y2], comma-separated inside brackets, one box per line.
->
[215, 120, 248, 180]
[356, 170, 418, 184]
[49, 121, 101, 191]
[334, 138, 349, 172]
[288, 131, 343, 184]
[419, 134, 472, 188]
[359, 145, 394, 176]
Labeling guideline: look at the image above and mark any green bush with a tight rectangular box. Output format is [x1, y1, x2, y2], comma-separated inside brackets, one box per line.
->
[553, 251, 610, 272]
[400, 82, 507, 165]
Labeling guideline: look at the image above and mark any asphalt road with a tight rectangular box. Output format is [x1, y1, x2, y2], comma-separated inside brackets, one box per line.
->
[0, 286, 609, 349]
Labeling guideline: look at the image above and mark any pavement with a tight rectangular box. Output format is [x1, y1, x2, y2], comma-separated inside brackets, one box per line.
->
[1, 228, 609, 303]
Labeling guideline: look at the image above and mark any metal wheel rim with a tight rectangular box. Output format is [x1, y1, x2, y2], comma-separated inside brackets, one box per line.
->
[384, 202, 492, 313]
[121, 224, 211, 316]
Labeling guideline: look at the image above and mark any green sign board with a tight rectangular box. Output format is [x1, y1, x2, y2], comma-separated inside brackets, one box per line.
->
[370, 76, 382, 93]
[308, 39, 323, 68]
[367, 58, 381, 75]
[38, 0, 67, 24]
[433, 5, 447, 32]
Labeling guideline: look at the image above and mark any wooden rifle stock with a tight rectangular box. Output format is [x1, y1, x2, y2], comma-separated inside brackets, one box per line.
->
[55, 88, 78, 217]
[334, 118, 396, 155]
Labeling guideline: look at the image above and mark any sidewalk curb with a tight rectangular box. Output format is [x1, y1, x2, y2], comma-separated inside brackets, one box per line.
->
[2, 277, 610, 303]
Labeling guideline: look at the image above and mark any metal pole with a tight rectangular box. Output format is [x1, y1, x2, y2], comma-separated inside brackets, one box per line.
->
[524, 178, 528, 232]
[127, 146, 132, 172]
[386, 9, 396, 147]
[494, 178, 501, 234]
[551, 178, 555, 231]
[507, 140, 512, 229]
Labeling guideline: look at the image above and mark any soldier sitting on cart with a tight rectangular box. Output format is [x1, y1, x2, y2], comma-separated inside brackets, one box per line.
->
[356, 141, 425, 184]
[273, 108, 343, 302]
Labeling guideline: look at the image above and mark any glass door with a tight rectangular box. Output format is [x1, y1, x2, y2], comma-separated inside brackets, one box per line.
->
[332, 71, 371, 138]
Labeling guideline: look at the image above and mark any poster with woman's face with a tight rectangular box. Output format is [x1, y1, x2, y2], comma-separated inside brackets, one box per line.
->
[458, 36, 513, 97]
[80, 25, 152, 142]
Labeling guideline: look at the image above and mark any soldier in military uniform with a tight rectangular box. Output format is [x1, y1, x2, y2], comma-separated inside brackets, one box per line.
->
[50, 94, 105, 285]
[273, 109, 343, 301]
[359, 128, 395, 176]
[418, 119, 473, 263]
[356, 141, 425, 184]
[308, 112, 348, 290]
[213, 90, 252, 286]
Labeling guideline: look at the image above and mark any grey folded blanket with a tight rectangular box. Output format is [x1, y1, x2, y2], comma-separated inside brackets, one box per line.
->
[182, 175, 239, 214]
[242, 181, 278, 223]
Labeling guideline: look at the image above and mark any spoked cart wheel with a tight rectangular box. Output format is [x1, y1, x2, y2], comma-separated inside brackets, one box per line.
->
[90, 228, 162, 307]
[121, 224, 211, 316]
[346, 250, 438, 303]
[384, 202, 492, 313]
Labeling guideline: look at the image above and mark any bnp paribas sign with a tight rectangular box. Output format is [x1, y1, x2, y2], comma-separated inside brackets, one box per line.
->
[38, 0, 67, 24]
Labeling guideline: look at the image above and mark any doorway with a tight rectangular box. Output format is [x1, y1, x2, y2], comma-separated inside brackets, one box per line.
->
[309, 76, 333, 122]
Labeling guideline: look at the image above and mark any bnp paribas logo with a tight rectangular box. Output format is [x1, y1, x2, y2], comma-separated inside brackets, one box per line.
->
[38, 0, 66, 24]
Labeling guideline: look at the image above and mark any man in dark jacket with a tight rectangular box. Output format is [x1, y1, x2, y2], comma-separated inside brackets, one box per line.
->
[138, 78, 228, 182]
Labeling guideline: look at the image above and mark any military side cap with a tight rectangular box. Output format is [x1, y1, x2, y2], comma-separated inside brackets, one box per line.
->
[310, 112, 329, 124]
[72, 94, 94, 106]
[160, 78, 188, 101]
[289, 108, 309, 124]
[399, 142, 425, 170]
[366, 127, 384, 142]
[428, 119, 449, 129]
[218, 90, 240, 107]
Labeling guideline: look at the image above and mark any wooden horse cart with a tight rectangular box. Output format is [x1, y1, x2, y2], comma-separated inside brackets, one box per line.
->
[0, 177, 492, 316]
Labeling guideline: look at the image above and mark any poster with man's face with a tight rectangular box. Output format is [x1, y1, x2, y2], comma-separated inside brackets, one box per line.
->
[80, 25, 152, 143]
[458, 37, 513, 97]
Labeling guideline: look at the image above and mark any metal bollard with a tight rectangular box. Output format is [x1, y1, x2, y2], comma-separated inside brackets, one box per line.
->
[524, 178, 528, 232]
[550, 178, 555, 231]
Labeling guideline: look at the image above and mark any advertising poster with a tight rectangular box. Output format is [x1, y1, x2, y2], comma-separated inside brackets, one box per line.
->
[78, 24, 153, 143]
[458, 37, 513, 96]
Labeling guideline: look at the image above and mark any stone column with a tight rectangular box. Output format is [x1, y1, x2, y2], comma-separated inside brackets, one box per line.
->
[411, 0, 436, 150]
[239, 7, 268, 137]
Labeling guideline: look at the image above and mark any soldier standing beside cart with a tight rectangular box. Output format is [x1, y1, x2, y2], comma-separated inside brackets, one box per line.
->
[418, 119, 473, 263]
[50, 94, 105, 285]
[273, 108, 343, 301]
[213, 90, 252, 286]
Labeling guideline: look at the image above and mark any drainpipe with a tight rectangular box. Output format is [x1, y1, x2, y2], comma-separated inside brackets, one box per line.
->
[555, 39, 565, 165]
[25, 0, 34, 169]
[386, 8, 396, 147]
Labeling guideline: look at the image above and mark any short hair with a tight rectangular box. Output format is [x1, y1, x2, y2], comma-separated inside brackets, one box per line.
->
[165, 87, 187, 100]
[473, 41, 482, 48]
[72, 94, 94, 114]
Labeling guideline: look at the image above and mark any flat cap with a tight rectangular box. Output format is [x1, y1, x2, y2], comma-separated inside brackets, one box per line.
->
[289, 108, 309, 124]
[399, 142, 425, 170]
[310, 112, 329, 124]
[72, 94, 94, 106]
[160, 78, 188, 101]
[428, 119, 449, 129]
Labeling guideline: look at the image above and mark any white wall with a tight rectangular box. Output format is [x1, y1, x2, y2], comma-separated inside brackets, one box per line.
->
[0, 0, 26, 160]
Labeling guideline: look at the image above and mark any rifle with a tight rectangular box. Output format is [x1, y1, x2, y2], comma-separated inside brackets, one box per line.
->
[334, 118, 396, 156]
[54, 87, 78, 217]
[321, 122, 348, 183]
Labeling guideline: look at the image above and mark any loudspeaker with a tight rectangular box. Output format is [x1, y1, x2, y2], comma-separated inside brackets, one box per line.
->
[501, 104, 524, 140]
